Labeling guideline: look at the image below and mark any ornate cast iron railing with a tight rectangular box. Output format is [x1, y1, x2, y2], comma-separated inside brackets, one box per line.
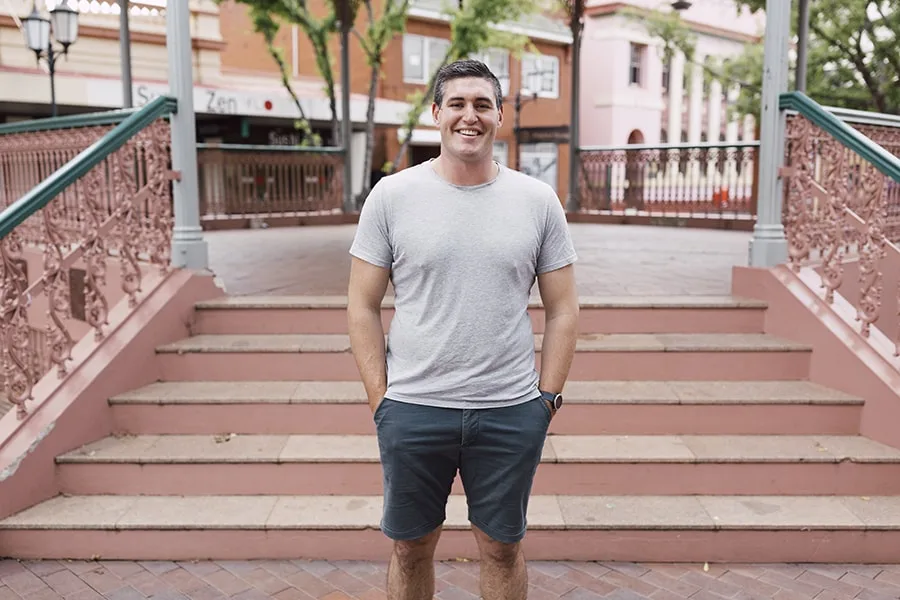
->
[780, 92, 900, 359]
[197, 144, 344, 223]
[0, 96, 177, 419]
[0, 108, 144, 210]
[578, 142, 760, 216]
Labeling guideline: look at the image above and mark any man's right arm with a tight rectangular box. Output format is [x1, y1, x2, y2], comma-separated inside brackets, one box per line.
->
[347, 256, 391, 412]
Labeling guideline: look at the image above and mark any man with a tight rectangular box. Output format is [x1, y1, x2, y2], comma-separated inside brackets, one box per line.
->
[347, 59, 579, 600]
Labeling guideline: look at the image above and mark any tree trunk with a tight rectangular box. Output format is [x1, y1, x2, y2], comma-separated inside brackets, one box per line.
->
[389, 61, 444, 174]
[361, 60, 380, 203]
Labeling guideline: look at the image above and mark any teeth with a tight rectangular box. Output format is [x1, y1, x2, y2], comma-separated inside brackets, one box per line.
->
[458, 130, 478, 136]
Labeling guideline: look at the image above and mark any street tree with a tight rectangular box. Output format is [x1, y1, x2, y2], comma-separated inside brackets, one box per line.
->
[641, 1, 900, 118]
[355, 0, 412, 198]
[387, 0, 542, 173]
[736, 0, 900, 114]
[227, 0, 347, 146]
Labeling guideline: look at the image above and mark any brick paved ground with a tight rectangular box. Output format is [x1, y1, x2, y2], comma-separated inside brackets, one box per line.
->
[205, 223, 750, 297]
[2, 559, 900, 600]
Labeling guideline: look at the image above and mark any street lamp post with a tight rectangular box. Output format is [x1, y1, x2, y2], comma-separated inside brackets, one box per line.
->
[22, 1, 79, 118]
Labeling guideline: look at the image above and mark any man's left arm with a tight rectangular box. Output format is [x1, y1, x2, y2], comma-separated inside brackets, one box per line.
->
[537, 264, 579, 395]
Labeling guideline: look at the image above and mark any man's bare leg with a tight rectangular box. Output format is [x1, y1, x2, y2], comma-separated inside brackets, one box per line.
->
[387, 526, 443, 600]
[472, 525, 527, 600]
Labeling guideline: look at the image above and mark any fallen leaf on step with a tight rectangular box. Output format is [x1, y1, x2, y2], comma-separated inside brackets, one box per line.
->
[861, 496, 871, 501]
[214, 433, 235, 443]
[453, 558, 471, 562]
[703, 563, 709, 572]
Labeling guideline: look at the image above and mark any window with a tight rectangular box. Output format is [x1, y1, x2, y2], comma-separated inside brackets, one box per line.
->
[520, 54, 560, 99]
[629, 43, 645, 86]
[662, 58, 670, 91]
[492, 142, 509, 166]
[403, 34, 451, 84]
[519, 143, 558, 190]
[470, 48, 511, 97]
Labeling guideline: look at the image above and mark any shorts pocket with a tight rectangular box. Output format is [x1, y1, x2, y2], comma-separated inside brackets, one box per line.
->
[373, 397, 391, 424]
[537, 397, 553, 421]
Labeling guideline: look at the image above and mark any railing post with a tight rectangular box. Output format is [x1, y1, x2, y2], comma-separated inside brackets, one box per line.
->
[748, 0, 791, 267]
[167, 0, 209, 270]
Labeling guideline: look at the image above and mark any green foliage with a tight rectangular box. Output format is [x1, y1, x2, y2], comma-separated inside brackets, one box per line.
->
[224, 0, 347, 144]
[357, 0, 411, 67]
[726, 1, 899, 114]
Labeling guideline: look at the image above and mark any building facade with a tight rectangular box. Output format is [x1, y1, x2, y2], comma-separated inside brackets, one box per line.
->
[580, 0, 763, 147]
[216, 0, 574, 196]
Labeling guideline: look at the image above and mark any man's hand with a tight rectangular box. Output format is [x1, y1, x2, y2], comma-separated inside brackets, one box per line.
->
[369, 393, 387, 414]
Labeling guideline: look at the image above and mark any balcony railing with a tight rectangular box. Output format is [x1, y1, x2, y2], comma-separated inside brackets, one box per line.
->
[197, 144, 345, 223]
[578, 142, 760, 218]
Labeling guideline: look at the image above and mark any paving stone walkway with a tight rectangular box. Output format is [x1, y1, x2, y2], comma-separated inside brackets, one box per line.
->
[2, 559, 900, 600]
[205, 223, 750, 298]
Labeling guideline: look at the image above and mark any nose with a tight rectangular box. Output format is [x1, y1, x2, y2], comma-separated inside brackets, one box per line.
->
[461, 104, 477, 123]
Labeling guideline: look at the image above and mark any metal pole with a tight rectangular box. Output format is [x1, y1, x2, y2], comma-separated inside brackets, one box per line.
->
[120, 0, 133, 107]
[566, 0, 583, 211]
[513, 91, 521, 171]
[748, 0, 791, 267]
[48, 44, 57, 117]
[796, 0, 809, 93]
[167, 0, 208, 270]
[340, 1, 353, 212]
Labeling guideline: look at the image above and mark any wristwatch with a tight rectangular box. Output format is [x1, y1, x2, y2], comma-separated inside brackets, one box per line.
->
[540, 390, 563, 411]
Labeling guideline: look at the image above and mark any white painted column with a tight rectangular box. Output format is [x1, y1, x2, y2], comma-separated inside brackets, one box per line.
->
[707, 79, 723, 143]
[687, 59, 704, 144]
[667, 51, 685, 144]
[726, 85, 740, 143]
[743, 114, 756, 142]
[167, 0, 208, 270]
[749, 0, 791, 267]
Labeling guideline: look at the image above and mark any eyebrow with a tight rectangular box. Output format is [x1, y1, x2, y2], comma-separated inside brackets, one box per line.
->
[446, 95, 495, 105]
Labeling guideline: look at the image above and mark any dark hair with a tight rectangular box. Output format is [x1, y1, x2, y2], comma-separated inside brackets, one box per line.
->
[433, 59, 504, 109]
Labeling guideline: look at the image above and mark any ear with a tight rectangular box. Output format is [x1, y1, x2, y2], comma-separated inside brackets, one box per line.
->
[431, 102, 440, 124]
[497, 104, 504, 128]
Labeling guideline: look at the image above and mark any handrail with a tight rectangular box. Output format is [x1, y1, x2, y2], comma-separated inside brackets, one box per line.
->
[580, 141, 760, 152]
[0, 105, 157, 135]
[780, 91, 900, 182]
[197, 143, 344, 154]
[0, 95, 178, 239]
[825, 105, 900, 129]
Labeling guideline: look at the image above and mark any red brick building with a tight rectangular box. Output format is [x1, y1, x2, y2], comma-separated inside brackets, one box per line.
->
[217, 0, 574, 197]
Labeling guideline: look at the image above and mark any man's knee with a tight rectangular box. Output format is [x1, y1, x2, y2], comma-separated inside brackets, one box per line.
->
[476, 535, 521, 569]
[392, 528, 442, 569]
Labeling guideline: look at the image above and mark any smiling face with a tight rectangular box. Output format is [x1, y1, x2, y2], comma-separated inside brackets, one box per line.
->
[432, 76, 503, 165]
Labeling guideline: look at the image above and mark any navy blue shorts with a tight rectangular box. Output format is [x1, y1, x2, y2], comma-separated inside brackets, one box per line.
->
[372, 396, 551, 544]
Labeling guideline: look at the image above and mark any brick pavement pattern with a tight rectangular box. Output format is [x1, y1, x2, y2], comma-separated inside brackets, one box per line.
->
[205, 224, 750, 297]
[2, 560, 900, 600]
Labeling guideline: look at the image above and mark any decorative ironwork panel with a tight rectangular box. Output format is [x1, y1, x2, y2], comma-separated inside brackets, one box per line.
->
[0, 120, 174, 418]
[578, 144, 759, 217]
[783, 112, 899, 352]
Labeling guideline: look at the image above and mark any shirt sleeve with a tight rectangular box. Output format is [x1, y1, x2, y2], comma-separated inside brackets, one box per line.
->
[537, 195, 578, 274]
[349, 180, 393, 269]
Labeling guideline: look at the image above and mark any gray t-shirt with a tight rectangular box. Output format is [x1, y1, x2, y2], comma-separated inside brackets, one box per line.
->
[349, 161, 577, 409]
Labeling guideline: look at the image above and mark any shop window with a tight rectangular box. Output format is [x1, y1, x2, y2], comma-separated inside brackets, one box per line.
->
[519, 143, 558, 190]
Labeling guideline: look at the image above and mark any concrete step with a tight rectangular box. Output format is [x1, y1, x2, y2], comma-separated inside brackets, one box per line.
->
[109, 381, 863, 436]
[192, 295, 768, 335]
[55, 434, 900, 496]
[2, 494, 898, 562]
[155, 334, 812, 382]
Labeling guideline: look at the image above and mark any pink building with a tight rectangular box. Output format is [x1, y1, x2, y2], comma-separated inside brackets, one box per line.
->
[580, 0, 765, 146]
